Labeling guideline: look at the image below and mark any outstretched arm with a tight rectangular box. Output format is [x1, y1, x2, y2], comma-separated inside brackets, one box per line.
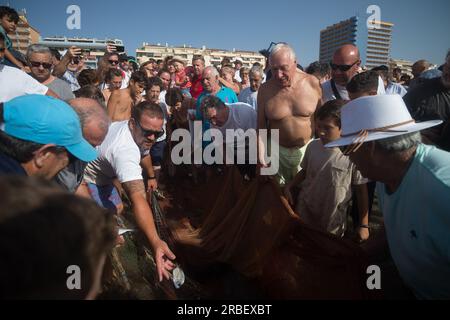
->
[122, 179, 176, 281]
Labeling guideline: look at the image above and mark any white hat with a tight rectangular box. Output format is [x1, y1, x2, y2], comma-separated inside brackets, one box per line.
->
[325, 94, 442, 148]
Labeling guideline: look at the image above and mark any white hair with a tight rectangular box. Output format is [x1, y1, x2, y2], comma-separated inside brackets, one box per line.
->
[269, 43, 297, 62]
[375, 132, 422, 152]
[249, 66, 264, 79]
[203, 66, 219, 78]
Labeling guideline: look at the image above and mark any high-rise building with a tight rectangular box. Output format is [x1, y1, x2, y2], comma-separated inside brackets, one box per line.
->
[319, 16, 393, 69]
[136, 43, 265, 69]
[8, 10, 40, 56]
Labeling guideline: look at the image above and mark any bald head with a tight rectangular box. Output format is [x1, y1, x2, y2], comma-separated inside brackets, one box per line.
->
[412, 60, 431, 78]
[331, 44, 362, 86]
[333, 44, 360, 63]
[68, 98, 110, 147]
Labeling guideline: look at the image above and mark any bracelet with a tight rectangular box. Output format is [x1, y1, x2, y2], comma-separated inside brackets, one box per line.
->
[148, 176, 156, 180]
[359, 224, 370, 229]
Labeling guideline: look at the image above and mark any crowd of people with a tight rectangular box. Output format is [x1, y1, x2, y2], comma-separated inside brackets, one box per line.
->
[0, 4, 449, 299]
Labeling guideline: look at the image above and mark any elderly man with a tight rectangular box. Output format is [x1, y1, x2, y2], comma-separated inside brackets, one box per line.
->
[0, 95, 97, 178]
[54, 98, 110, 194]
[326, 94, 449, 299]
[27, 44, 75, 102]
[257, 43, 322, 184]
[83, 101, 175, 282]
[0, 34, 58, 102]
[190, 55, 205, 99]
[404, 50, 450, 151]
[321, 44, 385, 102]
[238, 66, 264, 110]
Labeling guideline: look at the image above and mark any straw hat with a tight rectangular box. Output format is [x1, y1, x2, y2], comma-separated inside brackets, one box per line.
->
[325, 94, 442, 148]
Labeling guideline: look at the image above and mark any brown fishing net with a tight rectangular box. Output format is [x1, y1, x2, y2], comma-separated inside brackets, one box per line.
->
[171, 166, 372, 299]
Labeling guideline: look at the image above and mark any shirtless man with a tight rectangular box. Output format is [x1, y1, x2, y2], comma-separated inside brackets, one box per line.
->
[258, 43, 322, 184]
[102, 68, 124, 105]
[107, 71, 147, 122]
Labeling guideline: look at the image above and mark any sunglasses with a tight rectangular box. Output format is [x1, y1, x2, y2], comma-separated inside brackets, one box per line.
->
[109, 60, 119, 65]
[29, 61, 53, 69]
[0, 48, 5, 53]
[330, 60, 359, 72]
[136, 120, 165, 139]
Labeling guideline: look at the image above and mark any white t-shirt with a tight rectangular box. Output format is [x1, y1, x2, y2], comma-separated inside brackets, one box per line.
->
[321, 76, 386, 102]
[234, 69, 242, 82]
[83, 121, 143, 186]
[238, 87, 258, 110]
[0, 64, 48, 103]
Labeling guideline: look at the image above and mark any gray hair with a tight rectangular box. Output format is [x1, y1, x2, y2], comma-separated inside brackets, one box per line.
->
[203, 66, 219, 78]
[69, 98, 110, 132]
[249, 66, 264, 79]
[201, 95, 226, 116]
[269, 43, 297, 62]
[26, 44, 52, 61]
[375, 132, 422, 153]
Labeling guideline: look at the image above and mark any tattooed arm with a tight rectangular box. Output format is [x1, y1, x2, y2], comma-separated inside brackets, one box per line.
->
[122, 179, 176, 281]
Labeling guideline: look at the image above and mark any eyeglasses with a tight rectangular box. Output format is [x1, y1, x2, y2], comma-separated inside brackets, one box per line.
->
[135, 119, 165, 139]
[29, 61, 53, 69]
[330, 60, 359, 72]
[109, 60, 119, 65]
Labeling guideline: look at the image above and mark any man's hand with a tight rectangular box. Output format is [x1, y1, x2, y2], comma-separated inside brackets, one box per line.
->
[357, 227, 370, 243]
[106, 44, 117, 53]
[66, 46, 82, 59]
[147, 178, 158, 192]
[151, 238, 176, 282]
[283, 183, 294, 206]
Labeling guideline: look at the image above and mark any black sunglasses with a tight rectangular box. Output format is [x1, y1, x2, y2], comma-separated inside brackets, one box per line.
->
[108, 60, 119, 65]
[136, 119, 165, 139]
[29, 61, 53, 69]
[0, 48, 5, 53]
[330, 60, 359, 72]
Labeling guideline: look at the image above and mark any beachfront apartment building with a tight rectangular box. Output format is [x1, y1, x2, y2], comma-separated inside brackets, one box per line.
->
[136, 43, 266, 68]
[319, 16, 394, 69]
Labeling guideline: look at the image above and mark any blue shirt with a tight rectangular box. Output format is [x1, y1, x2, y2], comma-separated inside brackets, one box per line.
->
[0, 152, 27, 176]
[196, 86, 238, 146]
[376, 144, 450, 299]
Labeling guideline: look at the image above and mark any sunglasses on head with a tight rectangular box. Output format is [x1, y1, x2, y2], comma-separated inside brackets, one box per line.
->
[136, 120, 165, 139]
[330, 60, 359, 72]
[109, 60, 119, 65]
[29, 61, 53, 69]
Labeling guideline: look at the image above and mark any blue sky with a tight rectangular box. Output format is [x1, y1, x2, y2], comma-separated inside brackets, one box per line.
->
[6, 0, 450, 66]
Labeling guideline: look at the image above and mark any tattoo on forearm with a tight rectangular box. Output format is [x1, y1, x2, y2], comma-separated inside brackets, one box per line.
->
[123, 180, 145, 196]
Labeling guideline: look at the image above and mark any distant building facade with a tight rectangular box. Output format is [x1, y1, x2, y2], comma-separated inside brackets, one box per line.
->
[136, 43, 266, 68]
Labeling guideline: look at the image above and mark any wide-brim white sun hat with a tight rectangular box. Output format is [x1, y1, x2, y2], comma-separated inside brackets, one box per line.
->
[325, 94, 443, 148]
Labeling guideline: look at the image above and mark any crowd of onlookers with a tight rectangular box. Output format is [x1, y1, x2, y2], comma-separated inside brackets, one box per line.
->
[0, 4, 449, 299]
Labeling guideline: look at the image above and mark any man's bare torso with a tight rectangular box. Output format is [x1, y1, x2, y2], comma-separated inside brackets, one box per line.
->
[107, 88, 142, 122]
[259, 70, 322, 148]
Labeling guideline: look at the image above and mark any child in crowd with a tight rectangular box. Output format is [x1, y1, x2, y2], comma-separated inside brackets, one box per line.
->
[0, 6, 26, 70]
[284, 99, 370, 242]
[173, 58, 191, 97]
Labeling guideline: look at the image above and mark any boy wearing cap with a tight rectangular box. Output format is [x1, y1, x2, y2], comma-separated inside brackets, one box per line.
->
[0, 95, 97, 178]
[326, 94, 450, 299]
[284, 100, 369, 241]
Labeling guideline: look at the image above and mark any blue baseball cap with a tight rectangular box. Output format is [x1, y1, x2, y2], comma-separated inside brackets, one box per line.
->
[3, 95, 98, 162]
